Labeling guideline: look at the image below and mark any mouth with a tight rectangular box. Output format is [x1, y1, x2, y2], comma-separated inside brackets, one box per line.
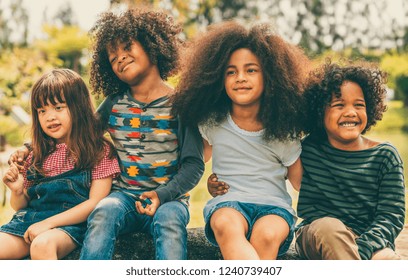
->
[234, 87, 252, 91]
[339, 121, 359, 127]
[119, 60, 133, 73]
[47, 124, 61, 131]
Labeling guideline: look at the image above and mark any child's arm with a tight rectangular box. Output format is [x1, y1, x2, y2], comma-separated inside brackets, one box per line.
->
[355, 163, 405, 260]
[203, 138, 212, 163]
[286, 158, 303, 191]
[23, 176, 112, 244]
[8, 145, 30, 171]
[154, 124, 205, 205]
[2, 162, 29, 210]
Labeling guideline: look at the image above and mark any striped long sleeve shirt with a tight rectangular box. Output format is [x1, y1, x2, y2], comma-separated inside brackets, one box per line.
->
[297, 136, 406, 260]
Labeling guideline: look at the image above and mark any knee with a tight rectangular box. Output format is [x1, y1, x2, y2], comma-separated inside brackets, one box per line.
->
[88, 197, 122, 226]
[30, 235, 55, 259]
[210, 214, 235, 237]
[254, 229, 286, 248]
[153, 203, 188, 228]
[309, 217, 350, 242]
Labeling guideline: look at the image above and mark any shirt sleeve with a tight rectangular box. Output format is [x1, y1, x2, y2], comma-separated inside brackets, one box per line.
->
[355, 161, 406, 260]
[281, 139, 302, 167]
[198, 124, 211, 145]
[22, 152, 34, 189]
[155, 123, 205, 204]
[91, 143, 121, 181]
[96, 95, 115, 131]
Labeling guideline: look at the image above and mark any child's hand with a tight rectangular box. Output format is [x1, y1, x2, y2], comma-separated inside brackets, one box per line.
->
[207, 173, 229, 197]
[8, 146, 29, 172]
[23, 220, 53, 244]
[2, 162, 24, 195]
[136, 191, 160, 217]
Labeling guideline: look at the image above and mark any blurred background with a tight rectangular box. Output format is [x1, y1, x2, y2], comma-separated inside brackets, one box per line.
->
[0, 0, 408, 228]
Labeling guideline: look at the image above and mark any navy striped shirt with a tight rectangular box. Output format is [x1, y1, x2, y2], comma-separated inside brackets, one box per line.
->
[297, 136, 406, 259]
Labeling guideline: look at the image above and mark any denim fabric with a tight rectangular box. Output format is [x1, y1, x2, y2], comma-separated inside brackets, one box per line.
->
[204, 201, 295, 256]
[0, 168, 90, 245]
[79, 189, 190, 260]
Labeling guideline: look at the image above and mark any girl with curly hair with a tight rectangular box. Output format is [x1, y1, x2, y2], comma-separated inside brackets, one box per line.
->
[172, 21, 310, 259]
[77, 8, 204, 260]
[296, 60, 405, 260]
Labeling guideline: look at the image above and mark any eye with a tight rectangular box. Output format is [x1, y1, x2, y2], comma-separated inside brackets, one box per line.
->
[247, 68, 258, 73]
[331, 103, 343, 108]
[110, 56, 117, 64]
[37, 109, 46, 115]
[55, 104, 66, 111]
[355, 103, 366, 107]
[226, 70, 236, 76]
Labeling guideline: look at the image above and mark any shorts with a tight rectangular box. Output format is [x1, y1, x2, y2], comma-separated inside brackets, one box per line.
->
[204, 201, 295, 256]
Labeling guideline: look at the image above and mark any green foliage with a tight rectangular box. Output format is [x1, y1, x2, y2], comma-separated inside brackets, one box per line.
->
[370, 100, 408, 132]
[381, 53, 408, 104]
[35, 25, 90, 73]
[0, 48, 61, 98]
[0, 115, 30, 146]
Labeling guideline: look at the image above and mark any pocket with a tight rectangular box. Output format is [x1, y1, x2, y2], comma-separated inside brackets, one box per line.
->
[12, 209, 28, 222]
[65, 180, 89, 201]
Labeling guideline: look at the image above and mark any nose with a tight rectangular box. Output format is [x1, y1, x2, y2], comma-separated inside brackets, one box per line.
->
[118, 54, 127, 63]
[343, 106, 357, 117]
[236, 72, 247, 83]
[46, 112, 56, 122]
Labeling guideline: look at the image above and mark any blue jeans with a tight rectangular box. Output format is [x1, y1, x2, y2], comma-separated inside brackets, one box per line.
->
[79, 189, 190, 260]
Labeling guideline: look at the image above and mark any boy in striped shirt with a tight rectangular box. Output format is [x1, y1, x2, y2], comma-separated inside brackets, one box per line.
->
[296, 60, 405, 260]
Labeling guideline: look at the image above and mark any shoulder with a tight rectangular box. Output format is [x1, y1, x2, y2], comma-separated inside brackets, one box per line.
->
[97, 92, 125, 113]
[373, 142, 403, 166]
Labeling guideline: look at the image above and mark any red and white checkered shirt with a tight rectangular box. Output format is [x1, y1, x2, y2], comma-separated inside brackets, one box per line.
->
[23, 143, 120, 188]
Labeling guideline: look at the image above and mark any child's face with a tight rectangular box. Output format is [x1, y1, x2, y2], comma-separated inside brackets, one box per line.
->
[324, 81, 367, 150]
[224, 48, 264, 110]
[37, 100, 71, 144]
[107, 40, 154, 86]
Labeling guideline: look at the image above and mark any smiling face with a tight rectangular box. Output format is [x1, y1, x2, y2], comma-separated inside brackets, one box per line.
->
[107, 40, 155, 86]
[324, 81, 368, 150]
[37, 100, 72, 144]
[224, 48, 264, 111]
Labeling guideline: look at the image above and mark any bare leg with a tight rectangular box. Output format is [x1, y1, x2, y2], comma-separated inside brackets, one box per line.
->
[30, 229, 77, 260]
[0, 232, 30, 259]
[210, 207, 258, 260]
[250, 215, 289, 260]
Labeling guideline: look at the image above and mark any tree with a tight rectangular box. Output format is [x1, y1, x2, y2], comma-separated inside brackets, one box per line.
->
[0, 0, 29, 49]
[0, 47, 61, 99]
[34, 25, 89, 73]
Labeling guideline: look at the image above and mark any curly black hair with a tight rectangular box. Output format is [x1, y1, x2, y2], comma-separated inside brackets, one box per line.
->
[172, 21, 311, 141]
[303, 59, 388, 141]
[89, 8, 183, 98]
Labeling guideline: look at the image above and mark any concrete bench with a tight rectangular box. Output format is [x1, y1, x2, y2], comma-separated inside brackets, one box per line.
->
[65, 227, 301, 260]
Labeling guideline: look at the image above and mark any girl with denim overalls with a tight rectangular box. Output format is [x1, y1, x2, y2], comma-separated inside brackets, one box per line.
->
[0, 69, 120, 259]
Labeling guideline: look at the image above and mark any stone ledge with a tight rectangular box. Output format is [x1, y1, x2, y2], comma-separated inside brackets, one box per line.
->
[65, 227, 300, 260]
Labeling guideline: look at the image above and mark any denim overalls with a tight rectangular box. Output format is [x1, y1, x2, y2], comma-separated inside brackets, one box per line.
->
[0, 167, 90, 245]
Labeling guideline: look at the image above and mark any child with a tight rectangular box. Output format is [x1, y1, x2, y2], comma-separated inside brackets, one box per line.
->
[78, 8, 204, 259]
[1, 69, 120, 260]
[296, 60, 406, 260]
[172, 21, 309, 259]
